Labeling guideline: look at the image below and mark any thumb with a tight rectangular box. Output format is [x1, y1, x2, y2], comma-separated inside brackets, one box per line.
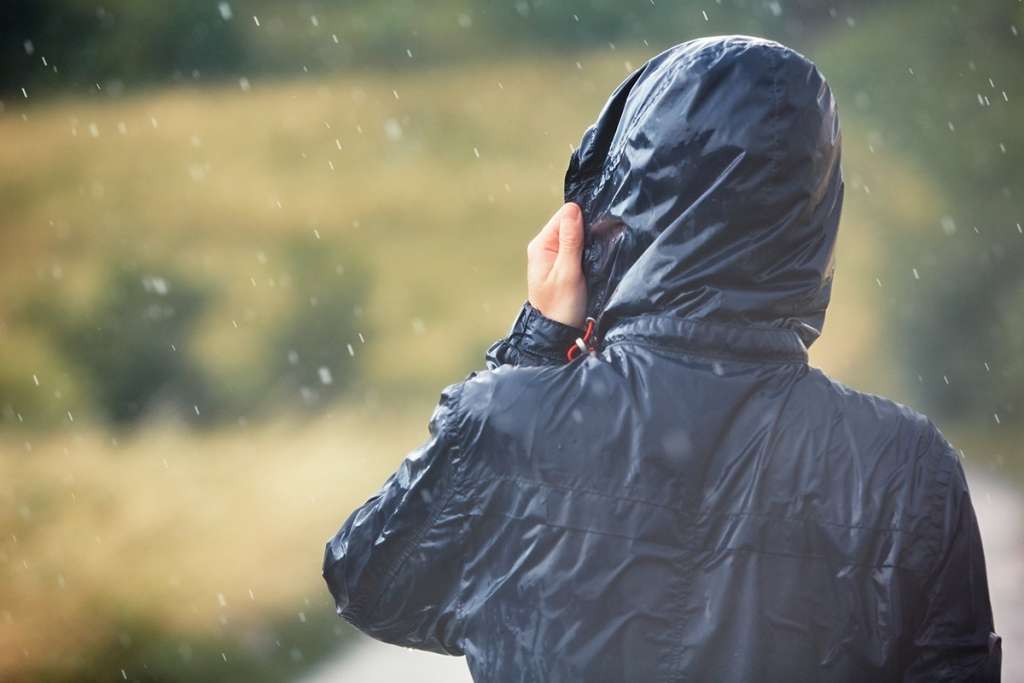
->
[555, 203, 584, 268]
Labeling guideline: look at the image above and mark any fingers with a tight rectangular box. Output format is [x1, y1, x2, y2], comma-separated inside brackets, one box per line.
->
[525, 203, 588, 328]
[555, 203, 584, 270]
[528, 206, 563, 257]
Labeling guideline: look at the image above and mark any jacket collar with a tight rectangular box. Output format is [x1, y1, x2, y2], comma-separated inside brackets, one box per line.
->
[600, 313, 809, 363]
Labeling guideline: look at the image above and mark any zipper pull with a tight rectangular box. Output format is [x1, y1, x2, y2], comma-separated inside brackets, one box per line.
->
[566, 317, 598, 362]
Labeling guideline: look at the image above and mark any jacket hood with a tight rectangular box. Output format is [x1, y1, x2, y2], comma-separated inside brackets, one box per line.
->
[565, 35, 844, 348]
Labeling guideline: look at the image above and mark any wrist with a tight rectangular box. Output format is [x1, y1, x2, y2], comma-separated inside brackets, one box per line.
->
[527, 298, 585, 329]
[512, 301, 584, 363]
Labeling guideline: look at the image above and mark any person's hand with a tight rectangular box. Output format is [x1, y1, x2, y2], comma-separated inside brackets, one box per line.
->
[527, 202, 587, 329]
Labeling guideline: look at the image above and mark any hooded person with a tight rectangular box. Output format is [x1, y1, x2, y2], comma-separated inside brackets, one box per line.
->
[323, 36, 1000, 681]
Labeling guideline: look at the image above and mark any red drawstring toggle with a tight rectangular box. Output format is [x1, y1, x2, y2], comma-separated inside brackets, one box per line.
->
[566, 317, 597, 362]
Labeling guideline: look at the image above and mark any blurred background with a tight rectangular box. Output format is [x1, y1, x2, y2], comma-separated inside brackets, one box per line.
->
[1, 1, 1021, 681]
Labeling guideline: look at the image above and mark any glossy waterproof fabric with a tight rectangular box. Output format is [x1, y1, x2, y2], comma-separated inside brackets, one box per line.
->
[323, 36, 1000, 681]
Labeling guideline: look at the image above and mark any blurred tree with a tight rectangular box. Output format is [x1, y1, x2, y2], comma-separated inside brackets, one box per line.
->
[1, 0, 244, 93]
[1, 0, 889, 95]
[23, 263, 214, 426]
[266, 239, 369, 412]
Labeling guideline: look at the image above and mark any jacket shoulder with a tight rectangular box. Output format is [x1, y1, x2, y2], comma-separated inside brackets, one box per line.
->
[457, 362, 571, 424]
[804, 367, 955, 461]
[803, 368, 965, 550]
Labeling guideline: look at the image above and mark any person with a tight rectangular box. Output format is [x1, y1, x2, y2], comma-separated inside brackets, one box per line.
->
[322, 35, 1001, 681]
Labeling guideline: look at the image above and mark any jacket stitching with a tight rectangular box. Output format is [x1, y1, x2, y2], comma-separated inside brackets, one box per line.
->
[467, 510, 924, 572]
[489, 474, 930, 539]
[604, 335, 806, 364]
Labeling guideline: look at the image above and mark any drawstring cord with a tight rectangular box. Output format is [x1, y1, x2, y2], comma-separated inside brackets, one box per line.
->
[566, 317, 598, 362]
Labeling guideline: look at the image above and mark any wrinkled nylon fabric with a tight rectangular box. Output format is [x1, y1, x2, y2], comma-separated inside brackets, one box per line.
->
[324, 36, 1000, 681]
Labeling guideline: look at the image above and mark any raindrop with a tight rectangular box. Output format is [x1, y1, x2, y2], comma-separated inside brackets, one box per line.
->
[383, 118, 402, 141]
[218, 2, 232, 20]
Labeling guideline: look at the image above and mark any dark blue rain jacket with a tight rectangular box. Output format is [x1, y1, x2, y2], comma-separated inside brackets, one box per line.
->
[323, 36, 1000, 681]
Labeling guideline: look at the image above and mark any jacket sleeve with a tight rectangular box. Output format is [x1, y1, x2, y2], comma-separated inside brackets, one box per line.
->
[903, 444, 1001, 681]
[485, 300, 583, 369]
[322, 380, 472, 654]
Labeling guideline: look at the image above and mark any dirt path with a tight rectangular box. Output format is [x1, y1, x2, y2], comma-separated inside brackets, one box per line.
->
[972, 469, 1023, 679]
[299, 469, 1021, 682]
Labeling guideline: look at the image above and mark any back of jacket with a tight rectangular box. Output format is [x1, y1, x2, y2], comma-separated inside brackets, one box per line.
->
[452, 316, 997, 681]
[323, 36, 1000, 681]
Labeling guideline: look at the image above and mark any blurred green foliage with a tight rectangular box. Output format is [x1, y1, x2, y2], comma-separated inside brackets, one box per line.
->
[20, 263, 214, 427]
[3, 0, 890, 93]
[267, 240, 369, 411]
[815, 0, 1024, 425]
[4, 244, 369, 429]
[1, 0, 244, 91]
